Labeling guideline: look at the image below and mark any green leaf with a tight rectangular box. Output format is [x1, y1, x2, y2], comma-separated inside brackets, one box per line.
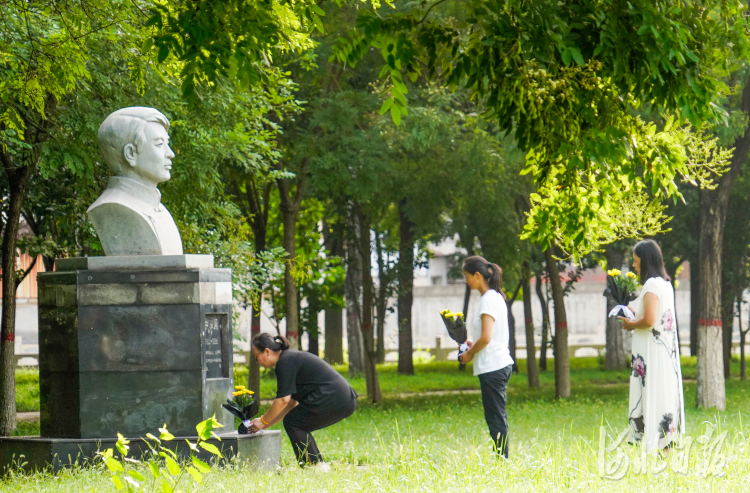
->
[111, 476, 124, 491]
[561, 48, 571, 65]
[380, 98, 393, 115]
[199, 441, 223, 458]
[192, 456, 212, 474]
[391, 105, 402, 126]
[128, 470, 145, 482]
[159, 425, 175, 441]
[196, 421, 211, 441]
[165, 456, 181, 476]
[105, 458, 124, 473]
[570, 48, 584, 66]
[186, 466, 203, 484]
[157, 45, 169, 63]
[161, 479, 173, 493]
[149, 460, 160, 479]
[637, 24, 650, 35]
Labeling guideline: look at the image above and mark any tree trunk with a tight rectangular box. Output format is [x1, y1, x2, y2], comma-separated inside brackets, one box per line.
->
[696, 196, 728, 409]
[604, 246, 627, 369]
[721, 281, 734, 379]
[229, 174, 272, 398]
[522, 261, 540, 388]
[323, 220, 345, 365]
[0, 169, 33, 435]
[397, 201, 415, 375]
[690, 254, 699, 357]
[545, 246, 570, 399]
[307, 305, 320, 357]
[281, 210, 300, 349]
[741, 328, 747, 382]
[247, 237, 267, 397]
[0, 98, 55, 436]
[695, 77, 750, 409]
[345, 238, 365, 376]
[357, 209, 382, 403]
[506, 282, 522, 373]
[666, 268, 682, 357]
[374, 231, 388, 364]
[324, 309, 344, 364]
[0, 164, 36, 436]
[277, 160, 308, 350]
[534, 266, 549, 371]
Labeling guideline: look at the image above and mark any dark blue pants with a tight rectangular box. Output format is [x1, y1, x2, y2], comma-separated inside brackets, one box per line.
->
[478, 365, 511, 458]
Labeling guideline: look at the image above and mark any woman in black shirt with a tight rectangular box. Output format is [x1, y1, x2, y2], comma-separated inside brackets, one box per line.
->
[248, 334, 358, 468]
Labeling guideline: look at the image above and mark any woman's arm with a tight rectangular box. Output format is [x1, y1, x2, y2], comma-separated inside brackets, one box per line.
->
[460, 314, 494, 363]
[619, 292, 658, 331]
[249, 395, 298, 432]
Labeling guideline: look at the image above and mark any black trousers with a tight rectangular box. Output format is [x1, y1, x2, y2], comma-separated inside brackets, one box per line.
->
[283, 392, 357, 465]
[478, 365, 511, 458]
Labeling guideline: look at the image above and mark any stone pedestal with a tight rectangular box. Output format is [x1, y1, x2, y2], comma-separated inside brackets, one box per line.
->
[0, 431, 281, 473]
[38, 255, 234, 438]
[0, 255, 281, 472]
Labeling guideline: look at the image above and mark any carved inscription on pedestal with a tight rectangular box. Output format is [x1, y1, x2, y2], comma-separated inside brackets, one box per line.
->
[204, 314, 225, 379]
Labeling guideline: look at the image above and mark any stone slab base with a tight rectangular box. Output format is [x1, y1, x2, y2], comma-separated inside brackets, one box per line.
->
[0, 430, 281, 473]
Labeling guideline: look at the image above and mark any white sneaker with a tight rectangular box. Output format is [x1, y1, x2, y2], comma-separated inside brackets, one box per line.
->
[311, 462, 331, 473]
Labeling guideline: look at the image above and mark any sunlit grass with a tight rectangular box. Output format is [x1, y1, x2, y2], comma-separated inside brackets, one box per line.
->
[6, 357, 750, 491]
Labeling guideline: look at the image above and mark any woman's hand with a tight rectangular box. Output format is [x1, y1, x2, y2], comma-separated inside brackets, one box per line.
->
[248, 417, 266, 433]
[459, 351, 473, 364]
[618, 316, 635, 331]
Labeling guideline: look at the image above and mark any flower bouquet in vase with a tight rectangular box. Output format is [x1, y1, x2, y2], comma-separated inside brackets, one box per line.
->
[440, 309, 469, 361]
[603, 269, 639, 321]
[222, 385, 259, 434]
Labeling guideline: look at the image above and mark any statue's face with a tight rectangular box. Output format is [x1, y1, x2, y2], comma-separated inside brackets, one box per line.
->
[124, 122, 175, 186]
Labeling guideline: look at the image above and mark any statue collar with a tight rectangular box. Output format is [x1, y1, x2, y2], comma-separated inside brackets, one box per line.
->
[107, 176, 162, 210]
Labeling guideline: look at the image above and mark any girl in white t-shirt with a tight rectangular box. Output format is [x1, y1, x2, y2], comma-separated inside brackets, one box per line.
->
[459, 255, 514, 458]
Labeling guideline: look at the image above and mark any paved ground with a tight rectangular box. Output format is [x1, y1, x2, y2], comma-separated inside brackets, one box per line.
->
[17, 412, 39, 422]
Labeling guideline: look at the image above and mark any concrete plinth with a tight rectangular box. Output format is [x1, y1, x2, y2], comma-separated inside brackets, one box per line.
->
[0, 430, 281, 473]
[37, 255, 234, 439]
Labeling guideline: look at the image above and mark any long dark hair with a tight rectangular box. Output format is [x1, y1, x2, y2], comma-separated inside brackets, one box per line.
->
[252, 333, 290, 353]
[633, 239, 670, 285]
[462, 255, 507, 299]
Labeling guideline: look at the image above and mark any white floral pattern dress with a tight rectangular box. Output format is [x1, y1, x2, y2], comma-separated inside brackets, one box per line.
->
[628, 276, 685, 451]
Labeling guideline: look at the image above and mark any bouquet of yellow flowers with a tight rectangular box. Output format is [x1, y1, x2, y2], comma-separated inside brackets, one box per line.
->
[603, 269, 639, 321]
[440, 309, 469, 361]
[222, 385, 259, 434]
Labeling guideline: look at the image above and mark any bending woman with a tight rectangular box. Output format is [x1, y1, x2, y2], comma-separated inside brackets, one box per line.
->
[249, 334, 358, 468]
[459, 256, 514, 458]
[618, 239, 685, 452]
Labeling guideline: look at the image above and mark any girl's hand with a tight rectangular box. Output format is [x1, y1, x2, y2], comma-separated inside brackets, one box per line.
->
[618, 316, 635, 331]
[249, 417, 266, 433]
[465, 340, 473, 348]
[459, 351, 473, 364]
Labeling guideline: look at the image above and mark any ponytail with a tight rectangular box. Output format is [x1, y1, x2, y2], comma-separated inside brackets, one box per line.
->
[252, 333, 290, 352]
[463, 256, 507, 300]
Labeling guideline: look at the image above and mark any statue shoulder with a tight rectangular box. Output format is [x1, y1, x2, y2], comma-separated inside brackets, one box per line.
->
[87, 201, 163, 256]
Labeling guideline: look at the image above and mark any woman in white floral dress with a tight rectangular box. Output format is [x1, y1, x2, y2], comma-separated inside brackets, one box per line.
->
[619, 239, 685, 452]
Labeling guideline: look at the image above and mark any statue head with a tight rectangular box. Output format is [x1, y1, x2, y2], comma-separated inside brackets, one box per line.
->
[98, 107, 175, 188]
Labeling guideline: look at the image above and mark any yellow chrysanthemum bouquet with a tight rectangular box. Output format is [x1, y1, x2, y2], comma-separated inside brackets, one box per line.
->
[604, 269, 640, 321]
[440, 309, 469, 360]
[222, 385, 259, 434]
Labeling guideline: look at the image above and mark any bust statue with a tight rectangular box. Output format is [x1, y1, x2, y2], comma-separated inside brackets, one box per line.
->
[88, 107, 183, 256]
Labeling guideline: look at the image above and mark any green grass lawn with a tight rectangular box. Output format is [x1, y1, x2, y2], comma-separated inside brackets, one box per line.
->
[6, 357, 750, 491]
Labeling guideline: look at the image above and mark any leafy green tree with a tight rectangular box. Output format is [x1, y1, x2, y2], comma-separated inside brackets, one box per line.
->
[0, 1, 149, 436]
[332, 0, 749, 261]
